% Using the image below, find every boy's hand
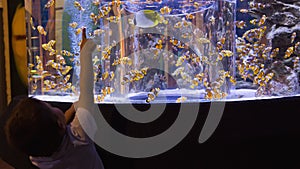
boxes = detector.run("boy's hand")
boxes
[80,27,96,52]
[65,103,76,124]
[80,27,87,51]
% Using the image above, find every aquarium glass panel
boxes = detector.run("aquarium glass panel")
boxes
[26,0,300,103]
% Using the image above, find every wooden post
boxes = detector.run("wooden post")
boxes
[0,1,8,113]
[2,0,11,104]
[55,1,64,52]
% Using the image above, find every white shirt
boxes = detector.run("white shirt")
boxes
[30,108,104,169]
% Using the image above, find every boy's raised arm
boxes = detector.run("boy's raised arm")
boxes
[77,27,96,110]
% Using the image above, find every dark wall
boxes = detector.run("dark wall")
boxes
[0,96,37,169]
[0,2,36,169]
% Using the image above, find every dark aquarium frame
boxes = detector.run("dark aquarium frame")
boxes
[49,96,300,169]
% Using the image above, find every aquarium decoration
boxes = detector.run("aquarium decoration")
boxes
[26,0,300,103]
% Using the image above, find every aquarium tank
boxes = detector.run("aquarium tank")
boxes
[25,0,300,103]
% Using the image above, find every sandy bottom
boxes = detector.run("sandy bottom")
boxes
[30,89,300,104]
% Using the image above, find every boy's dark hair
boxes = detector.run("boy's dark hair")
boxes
[5,97,64,157]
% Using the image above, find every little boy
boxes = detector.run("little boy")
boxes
[5,28,104,169]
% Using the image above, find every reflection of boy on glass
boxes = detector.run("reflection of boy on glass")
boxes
[5,28,104,169]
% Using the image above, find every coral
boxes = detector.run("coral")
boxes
[257,61,298,96]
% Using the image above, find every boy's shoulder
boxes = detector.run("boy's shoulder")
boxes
[70,106,97,144]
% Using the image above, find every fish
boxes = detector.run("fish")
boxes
[220,50,233,57]
[61,50,74,56]
[109,71,115,81]
[61,66,72,75]
[74,1,85,11]
[56,55,66,65]
[30,17,36,30]
[249,1,266,9]
[37,26,47,36]
[102,71,109,80]
[155,39,163,49]
[174,21,183,29]
[129,10,161,28]
[141,67,149,75]
[92,56,100,64]
[270,48,279,58]
[146,88,160,103]
[185,14,195,20]
[63,75,71,84]
[90,13,99,25]
[235,21,246,29]
[291,32,297,43]
[45,0,55,8]
[258,15,267,26]
[229,76,236,85]
[239,9,249,13]
[293,57,299,69]
[284,46,294,59]
[75,28,82,35]
[96,95,105,102]
[106,16,120,23]
[109,0,124,7]
[176,96,187,103]
[93,0,100,6]
[205,89,213,100]
[100,6,111,16]
[160,6,172,15]
[69,22,78,28]
[209,16,216,25]
[93,29,105,36]
[249,19,258,25]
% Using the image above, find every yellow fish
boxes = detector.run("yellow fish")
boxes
[45,0,55,8]
[160,6,172,15]
[131,10,161,28]
[37,25,47,36]
[74,1,85,11]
